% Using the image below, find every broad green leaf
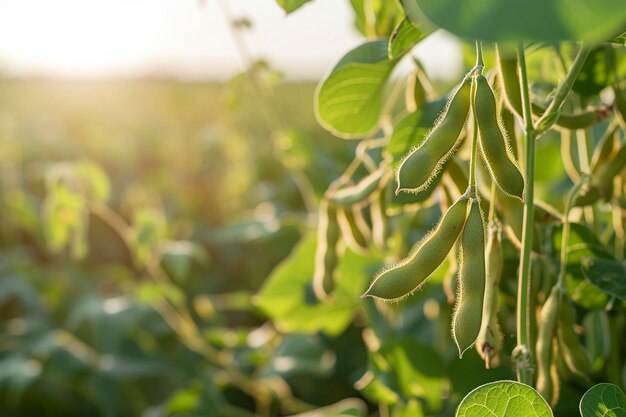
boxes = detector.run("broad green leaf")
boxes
[573,45,617,98]
[407,0,626,43]
[350,0,402,38]
[316,40,399,138]
[551,223,611,309]
[373,338,447,410]
[579,383,626,417]
[456,381,553,417]
[276,0,313,14]
[581,257,626,301]
[388,18,426,60]
[254,234,383,335]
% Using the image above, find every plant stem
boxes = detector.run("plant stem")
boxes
[468,41,483,196]
[515,43,535,386]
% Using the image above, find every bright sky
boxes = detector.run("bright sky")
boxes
[0,0,462,80]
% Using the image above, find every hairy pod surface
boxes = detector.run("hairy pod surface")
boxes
[336,206,370,254]
[396,76,471,194]
[496,46,523,118]
[329,168,385,207]
[312,199,341,300]
[557,299,591,380]
[474,74,525,200]
[476,220,503,368]
[535,286,561,405]
[362,196,469,301]
[452,199,486,358]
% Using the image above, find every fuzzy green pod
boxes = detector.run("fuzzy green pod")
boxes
[496,46,523,118]
[535,286,561,405]
[312,199,341,300]
[452,199,486,358]
[336,206,371,254]
[396,76,471,193]
[556,299,591,380]
[362,196,469,301]
[476,220,503,368]
[474,74,525,200]
[329,168,385,207]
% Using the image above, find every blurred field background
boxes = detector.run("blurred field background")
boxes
[0,1,587,416]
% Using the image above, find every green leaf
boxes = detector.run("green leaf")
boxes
[551,223,611,309]
[373,338,447,410]
[456,381,553,417]
[388,18,426,60]
[276,0,313,14]
[254,234,383,335]
[393,398,425,417]
[581,257,626,301]
[408,0,626,43]
[316,40,400,138]
[573,45,617,98]
[579,383,626,417]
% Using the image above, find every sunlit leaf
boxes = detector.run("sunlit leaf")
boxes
[254,234,383,335]
[456,380,553,417]
[276,0,313,14]
[407,0,626,43]
[579,383,626,417]
[316,40,400,138]
[388,18,427,60]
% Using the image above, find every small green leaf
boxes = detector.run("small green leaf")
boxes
[316,40,400,138]
[388,18,426,60]
[456,381,552,417]
[276,0,312,14]
[254,234,383,335]
[579,383,626,417]
[573,45,617,98]
[581,257,626,301]
[408,0,626,43]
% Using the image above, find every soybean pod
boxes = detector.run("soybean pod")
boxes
[362,195,469,301]
[583,309,611,373]
[396,76,472,194]
[329,168,385,207]
[336,205,371,254]
[452,199,486,358]
[312,198,341,300]
[556,298,591,381]
[476,219,503,368]
[474,74,525,200]
[535,286,561,405]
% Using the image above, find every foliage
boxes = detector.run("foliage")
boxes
[1,0,626,416]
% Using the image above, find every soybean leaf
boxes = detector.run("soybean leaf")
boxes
[254,234,383,335]
[456,380,553,417]
[579,383,626,417]
[372,338,446,411]
[316,40,400,138]
[388,18,426,60]
[407,0,626,43]
[581,257,626,301]
[551,223,611,309]
[275,0,313,14]
[573,45,617,98]
[350,0,401,37]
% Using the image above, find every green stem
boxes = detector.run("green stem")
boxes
[515,43,535,386]
[468,41,483,196]
[535,45,591,134]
